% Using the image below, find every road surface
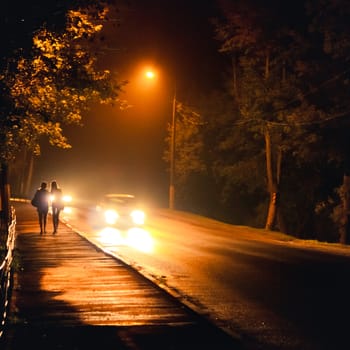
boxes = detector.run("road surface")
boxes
[62,204,350,350]
[3,201,241,350]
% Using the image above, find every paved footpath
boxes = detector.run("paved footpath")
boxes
[0,201,243,349]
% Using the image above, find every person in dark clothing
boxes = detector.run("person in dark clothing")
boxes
[31,182,50,234]
[50,180,64,234]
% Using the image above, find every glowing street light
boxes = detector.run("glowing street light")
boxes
[143,66,158,83]
[145,70,155,79]
[141,66,176,209]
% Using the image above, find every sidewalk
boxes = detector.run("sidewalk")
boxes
[1,201,242,349]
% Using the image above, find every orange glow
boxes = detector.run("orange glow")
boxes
[95,226,155,253]
[126,227,154,253]
[126,63,160,94]
[141,66,158,86]
[114,60,170,123]
[145,70,155,79]
[98,227,125,245]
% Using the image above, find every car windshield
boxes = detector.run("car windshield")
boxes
[105,195,136,206]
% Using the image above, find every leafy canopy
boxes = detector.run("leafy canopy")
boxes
[0,6,125,163]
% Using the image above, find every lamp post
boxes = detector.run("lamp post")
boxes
[169,91,176,210]
[143,67,176,209]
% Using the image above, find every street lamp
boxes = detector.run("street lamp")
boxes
[169,90,176,210]
[143,67,176,209]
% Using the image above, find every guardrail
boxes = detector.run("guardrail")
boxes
[0,207,16,338]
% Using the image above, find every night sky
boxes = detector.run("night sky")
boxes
[31,0,226,206]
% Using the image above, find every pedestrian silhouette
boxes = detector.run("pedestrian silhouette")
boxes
[50,180,64,234]
[31,182,50,234]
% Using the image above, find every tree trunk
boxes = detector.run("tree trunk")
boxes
[232,55,238,98]
[275,146,287,232]
[0,162,11,231]
[24,153,34,198]
[264,127,278,230]
[340,173,350,244]
[265,51,270,79]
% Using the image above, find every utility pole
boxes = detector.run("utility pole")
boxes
[169,92,176,209]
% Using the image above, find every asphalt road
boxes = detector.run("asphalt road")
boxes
[62,204,350,350]
[1,201,242,350]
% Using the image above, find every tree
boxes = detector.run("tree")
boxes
[305,0,350,243]
[163,99,205,210]
[160,0,350,241]
[0,4,125,226]
[211,0,340,234]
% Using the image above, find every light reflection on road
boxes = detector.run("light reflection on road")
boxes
[125,227,155,253]
[98,227,125,246]
[62,206,73,214]
[62,207,155,254]
[97,226,155,253]
[59,206,76,217]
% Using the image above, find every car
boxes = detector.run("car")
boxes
[95,194,146,228]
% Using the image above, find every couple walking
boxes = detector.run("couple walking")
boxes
[31,181,64,234]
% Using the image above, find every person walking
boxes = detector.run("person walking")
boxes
[50,180,64,234]
[31,182,50,234]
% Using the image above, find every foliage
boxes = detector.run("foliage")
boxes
[173,101,205,184]
[165,0,350,241]
[210,0,350,239]
[305,0,350,240]
[0,5,125,164]
[211,1,322,230]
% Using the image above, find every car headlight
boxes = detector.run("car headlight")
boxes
[130,210,145,225]
[105,209,119,225]
[50,194,72,203]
